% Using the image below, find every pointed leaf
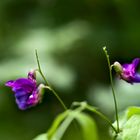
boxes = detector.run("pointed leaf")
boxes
[47,110,69,139]
[75,112,98,140]
[33,133,48,140]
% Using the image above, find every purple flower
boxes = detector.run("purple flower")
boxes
[5,70,43,110]
[113,58,140,84]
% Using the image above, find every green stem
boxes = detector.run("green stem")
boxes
[50,88,67,111]
[86,105,118,134]
[103,47,119,133]
[35,49,67,111]
[71,101,118,134]
[35,49,49,85]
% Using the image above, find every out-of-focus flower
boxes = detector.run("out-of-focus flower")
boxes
[5,70,43,110]
[113,58,140,84]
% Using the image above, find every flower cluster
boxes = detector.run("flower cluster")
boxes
[5,70,44,110]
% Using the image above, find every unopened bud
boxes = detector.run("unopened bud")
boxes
[113,61,123,74]
[37,84,45,102]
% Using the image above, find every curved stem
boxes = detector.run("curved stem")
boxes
[35,50,49,85]
[71,101,118,134]
[86,105,118,134]
[35,50,67,111]
[103,47,119,133]
[49,88,67,110]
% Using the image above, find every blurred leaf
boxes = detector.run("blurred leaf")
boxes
[50,108,98,140]
[47,110,69,139]
[120,115,140,140]
[51,111,75,140]
[75,112,98,140]
[34,102,98,140]
[112,106,140,140]
[126,106,140,119]
[33,133,48,140]
[33,111,69,140]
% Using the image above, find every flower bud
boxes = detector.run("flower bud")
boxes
[113,61,123,74]
[37,84,45,102]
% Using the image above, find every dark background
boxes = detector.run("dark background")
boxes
[1,0,140,139]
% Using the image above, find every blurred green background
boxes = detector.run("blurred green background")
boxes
[1,0,140,139]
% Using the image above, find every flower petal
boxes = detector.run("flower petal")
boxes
[11,78,36,93]
[27,90,39,105]
[131,73,140,83]
[14,90,30,110]
[16,99,28,110]
[5,80,15,87]
[5,71,41,110]
[132,58,140,69]
[115,58,140,83]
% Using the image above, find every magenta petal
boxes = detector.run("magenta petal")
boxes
[130,73,140,83]
[5,80,15,87]
[27,90,39,105]
[116,58,140,84]
[132,58,140,69]
[5,71,42,110]
[13,78,35,87]
[12,78,36,93]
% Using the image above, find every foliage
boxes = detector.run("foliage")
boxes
[34,102,98,140]
[32,47,140,140]
[112,107,140,140]
[0,0,140,139]
[33,104,140,140]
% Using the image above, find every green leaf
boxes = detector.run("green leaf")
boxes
[75,112,98,140]
[51,110,98,140]
[33,133,48,140]
[33,110,69,140]
[126,106,140,119]
[51,110,79,140]
[34,102,99,140]
[121,115,140,140]
[47,110,69,139]
[112,106,140,140]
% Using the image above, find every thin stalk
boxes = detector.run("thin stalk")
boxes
[103,47,119,133]
[35,50,49,85]
[71,101,118,134]
[49,88,67,111]
[35,50,67,111]
[86,105,118,134]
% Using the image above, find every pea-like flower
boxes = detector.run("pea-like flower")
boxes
[113,58,140,84]
[5,70,43,110]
